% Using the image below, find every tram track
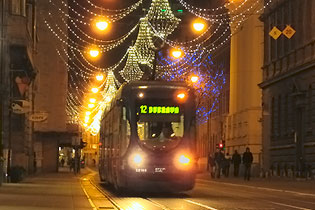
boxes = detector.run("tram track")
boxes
[82,171,219,210]
[87,173,171,210]
[80,169,315,210]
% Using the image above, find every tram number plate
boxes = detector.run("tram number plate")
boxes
[155,167,166,173]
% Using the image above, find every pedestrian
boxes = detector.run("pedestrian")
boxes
[60,158,65,167]
[69,158,74,172]
[207,153,215,178]
[242,147,253,180]
[214,148,224,178]
[223,153,231,177]
[232,150,241,177]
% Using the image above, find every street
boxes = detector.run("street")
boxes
[86,171,315,210]
[1,169,315,210]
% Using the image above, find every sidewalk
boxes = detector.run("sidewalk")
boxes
[197,173,315,196]
[0,169,93,210]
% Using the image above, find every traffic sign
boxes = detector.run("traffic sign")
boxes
[283,25,296,39]
[269,26,282,40]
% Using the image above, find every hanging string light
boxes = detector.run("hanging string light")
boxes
[45,0,274,130]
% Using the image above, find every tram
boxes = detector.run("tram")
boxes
[99,81,197,192]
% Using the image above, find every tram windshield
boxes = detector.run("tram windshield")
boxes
[137,115,184,150]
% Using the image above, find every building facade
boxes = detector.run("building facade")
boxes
[225,0,264,173]
[1,0,70,182]
[260,0,315,177]
[195,0,230,171]
[0,0,37,181]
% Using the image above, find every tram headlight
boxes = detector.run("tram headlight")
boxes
[179,155,190,165]
[133,154,143,164]
[175,153,192,170]
[129,153,145,168]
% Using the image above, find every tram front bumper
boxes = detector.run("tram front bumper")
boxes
[121,167,196,192]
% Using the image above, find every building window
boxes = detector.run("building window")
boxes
[284,95,288,135]
[278,95,281,136]
[307,85,312,129]
[10,0,26,16]
[271,97,275,138]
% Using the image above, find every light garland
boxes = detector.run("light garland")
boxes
[71,0,143,22]
[53,0,274,130]
[119,47,144,82]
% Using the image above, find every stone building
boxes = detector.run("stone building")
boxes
[259,0,315,177]
[0,0,37,179]
[194,0,230,170]
[0,0,71,181]
[225,1,264,171]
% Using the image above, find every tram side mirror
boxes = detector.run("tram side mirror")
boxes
[116,98,123,106]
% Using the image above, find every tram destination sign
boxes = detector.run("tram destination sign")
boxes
[139,105,180,115]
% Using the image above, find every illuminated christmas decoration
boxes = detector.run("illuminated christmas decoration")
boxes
[42,0,274,130]
[146,0,180,38]
[119,47,144,82]
[158,49,226,123]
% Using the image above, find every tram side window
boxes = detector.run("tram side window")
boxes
[120,107,131,155]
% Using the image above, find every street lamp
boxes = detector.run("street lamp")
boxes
[89,98,96,103]
[192,19,207,33]
[190,75,199,83]
[88,104,95,109]
[170,48,184,59]
[91,87,99,93]
[89,49,100,58]
[95,20,109,31]
[96,74,104,81]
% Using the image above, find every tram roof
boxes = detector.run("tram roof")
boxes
[120,80,189,90]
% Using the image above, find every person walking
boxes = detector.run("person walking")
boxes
[223,153,231,177]
[214,149,224,178]
[60,158,65,167]
[207,153,215,178]
[242,147,253,180]
[232,150,241,177]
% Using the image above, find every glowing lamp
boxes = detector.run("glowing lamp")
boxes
[177,93,186,99]
[91,88,99,93]
[88,104,95,108]
[171,48,183,59]
[192,19,207,33]
[85,111,91,116]
[89,49,100,58]
[178,155,191,165]
[95,20,109,31]
[175,153,193,170]
[190,75,199,83]
[193,22,205,32]
[133,154,143,165]
[89,98,96,103]
[129,153,145,168]
[96,74,104,81]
